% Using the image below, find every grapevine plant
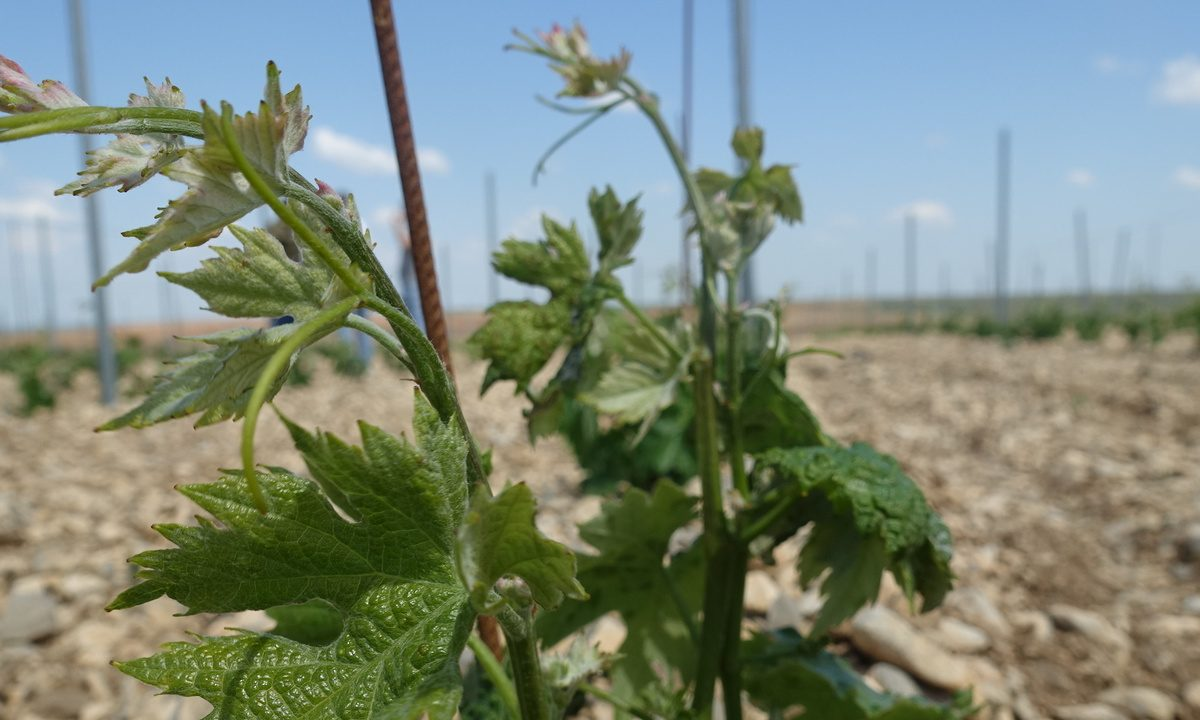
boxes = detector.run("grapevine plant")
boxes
[1,23,963,720]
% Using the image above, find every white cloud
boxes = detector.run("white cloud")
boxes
[417,147,451,175]
[887,200,953,227]
[0,181,65,222]
[1067,169,1095,187]
[1155,55,1200,105]
[311,126,450,176]
[507,206,559,239]
[1174,165,1200,189]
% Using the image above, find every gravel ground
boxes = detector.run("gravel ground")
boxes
[1,330,1198,719]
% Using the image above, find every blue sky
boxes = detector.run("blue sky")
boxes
[2,1,1199,330]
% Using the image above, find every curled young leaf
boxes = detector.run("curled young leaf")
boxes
[456,483,587,614]
[746,443,954,636]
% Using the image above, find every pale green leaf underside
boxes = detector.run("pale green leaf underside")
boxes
[109,394,472,720]
[98,321,341,431]
[95,64,309,288]
[57,77,188,197]
[456,483,586,613]
[162,225,342,321]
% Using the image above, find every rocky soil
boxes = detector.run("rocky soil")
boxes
[1,330,1198,719]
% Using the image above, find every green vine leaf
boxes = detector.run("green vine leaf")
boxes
[57,77,188,197]
[581,317,691,441]
[537,481,702,700]
[747,444,954,636]
[98,320,342,431]
[108,393,473,720]
[743,630,971,719]
[95,64,309,288]
[456,483,587,613]
[470,188,646,399]
[162,224,349,321]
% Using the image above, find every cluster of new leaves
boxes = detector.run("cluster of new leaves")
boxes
[96,63,309,287]
[693,127,803,275]
[1,58,365,431]
[509,22,631,99]
[746,443,955,636]
[742,630,972,719]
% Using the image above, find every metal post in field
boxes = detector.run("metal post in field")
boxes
[732,0,756,304]
[37,219,57,348]
[7,221,29,333]
[1112,228,1131,295]
[1074,209,1091,301]
[69,0,117,404]
[905,214,917,324]
[994,128,1011,325]
[865,246,877,326]
[679,0,694,307]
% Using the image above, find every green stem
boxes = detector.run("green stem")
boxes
[467,633,519,720]
[738,492,793,544]
[362,295,488,492]
[217,104,367,298]
[691,355,727,714]
[0,105,203,140]
[617,293,682,363]
[284,183,409,317]
[623,77,719,357]
[532,100,624,183]
[578,682,655,720]
[343,313,414,374]
[496,606,548,720]
[720,545,748,720]
[286,184,489,491]
[240,296,359,513]
[725,276,749,499]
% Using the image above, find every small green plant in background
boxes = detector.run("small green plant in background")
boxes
[1,24,963,720]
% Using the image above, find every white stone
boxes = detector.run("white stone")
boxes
[743,570,781,615]
[1182,681,1200,711]
[867,662,922,697]
[949,587,1012,640]
[848,606,970,690]
[1096,687,1177,720]
[1052,703,1130,720]
[1048,605,1131,654]
[934,617,991,654]
[0,588,58,644]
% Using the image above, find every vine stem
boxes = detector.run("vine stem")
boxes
[467,634,520,720]
[617,293,682,363]
[496,606,549,720]
[240,297,360,513]
[216,103,367,299]
[691,356,727,713]
[726,276,749,499]
[343,313,413,373]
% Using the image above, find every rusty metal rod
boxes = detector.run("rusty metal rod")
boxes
[369,0,453,374]
[368,0,502,661]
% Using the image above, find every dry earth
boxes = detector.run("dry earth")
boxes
[1,330,1198,719]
